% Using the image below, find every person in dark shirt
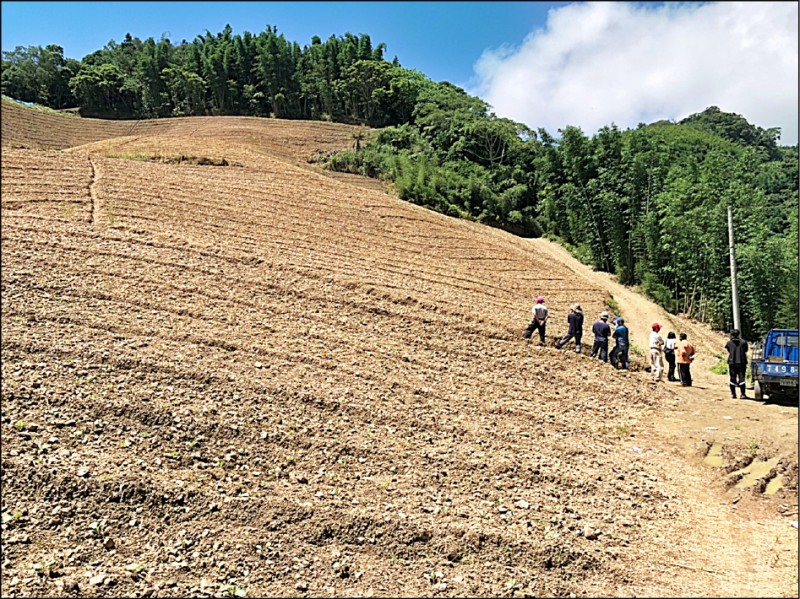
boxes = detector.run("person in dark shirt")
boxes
[591,311,611,362]
[610,317,630,370]
[725,329,749,399]
[556,304,584,353]
[664,331,678,381]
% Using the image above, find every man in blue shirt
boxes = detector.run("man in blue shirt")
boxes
[591,311,611,362]
[610,317,630,370]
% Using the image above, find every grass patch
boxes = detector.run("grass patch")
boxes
[545,234,594,267]
[2,95,78,117]
[709,354,752,382]
[604,295,620,313]
[710,355,728,375]
[105,151,152,162]
[104,151,241,167]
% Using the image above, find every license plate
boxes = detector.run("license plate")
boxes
[779,379,798,387]
[764,364,798,375]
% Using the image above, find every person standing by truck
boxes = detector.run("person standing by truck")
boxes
[522,296,549,345]
[649,323,665,382]
[555,304,584,353]
[591,311,611,362]
[676,332,696,386]
[725,329,749,398]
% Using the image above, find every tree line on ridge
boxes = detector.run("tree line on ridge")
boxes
[2,25,796,339]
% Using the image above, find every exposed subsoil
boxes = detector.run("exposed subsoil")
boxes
[1,104,797,598]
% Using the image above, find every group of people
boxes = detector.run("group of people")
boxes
[521,298,630,370]
[647,323,696,385]
[522,297,754,399]
[521,298,697,379]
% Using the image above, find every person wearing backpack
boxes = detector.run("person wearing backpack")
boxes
[522,296,549,346]
[664,331,678,381]
[725,329,749,399]
[555,304,584,353]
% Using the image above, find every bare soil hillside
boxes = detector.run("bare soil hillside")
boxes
[1,97,362,162]
[2,103,797,598]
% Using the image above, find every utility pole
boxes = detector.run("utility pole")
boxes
[727,206,741,331]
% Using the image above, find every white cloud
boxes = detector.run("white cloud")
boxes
[468,2,798,145]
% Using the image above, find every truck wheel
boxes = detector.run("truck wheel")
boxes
[754,381,763,400]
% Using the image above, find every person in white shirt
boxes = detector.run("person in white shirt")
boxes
[522,296,549,345]
[649,323,665,382]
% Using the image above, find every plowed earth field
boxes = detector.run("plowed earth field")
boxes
[2,100,797,598]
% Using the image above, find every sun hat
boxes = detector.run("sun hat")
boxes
[599,311,609,319]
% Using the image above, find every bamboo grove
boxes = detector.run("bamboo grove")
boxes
[2,25,797,339]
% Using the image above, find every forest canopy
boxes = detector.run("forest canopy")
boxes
[2,25,797,338]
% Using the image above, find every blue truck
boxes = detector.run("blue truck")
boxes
[750,329,799,401]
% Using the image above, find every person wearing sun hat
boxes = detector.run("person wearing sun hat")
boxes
[522,296,549,345]
[649,323,665,382]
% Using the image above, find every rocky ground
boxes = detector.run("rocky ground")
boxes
[1,104,797,598]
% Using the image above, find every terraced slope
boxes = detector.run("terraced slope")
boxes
[1,103,797,598]
[1,97,361,163]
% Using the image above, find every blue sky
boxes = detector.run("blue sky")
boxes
[2,2,797,144]
[1,1,565,87]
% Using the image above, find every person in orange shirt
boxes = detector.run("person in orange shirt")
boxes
[676,332,696,387]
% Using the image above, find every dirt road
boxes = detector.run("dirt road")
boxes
[531,238,799,597]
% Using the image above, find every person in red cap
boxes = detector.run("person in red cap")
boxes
[649,323,665,382]
[522,296,549,345]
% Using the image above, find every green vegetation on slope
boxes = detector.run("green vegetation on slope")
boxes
[323,106,798,340]
[2,27,797,339]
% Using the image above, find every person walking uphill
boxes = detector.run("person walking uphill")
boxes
[725,329,749,398]
[676,332,696,387]
[522,296,549,345]
[649,323,665,382]
[591,311,611,362]
[556,304,584,353]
